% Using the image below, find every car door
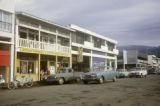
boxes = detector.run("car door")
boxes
[67,68,74,81]
[104,71,111,80]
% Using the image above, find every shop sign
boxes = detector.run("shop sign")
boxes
[19,48,70,57]
[20,48,39,54]
[77,47,83,62]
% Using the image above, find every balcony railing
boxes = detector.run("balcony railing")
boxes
[57,44,70,53]
[40,42,56,52]
[18,38,70,54]
[113,49,119,55]
[19,38,39,49]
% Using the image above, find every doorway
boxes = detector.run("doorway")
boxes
[40,61,47,73]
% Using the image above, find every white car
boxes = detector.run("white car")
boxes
[129,68,147,78]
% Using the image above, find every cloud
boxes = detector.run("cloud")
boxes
[15,0,160,46]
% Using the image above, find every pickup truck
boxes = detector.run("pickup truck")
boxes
[43,67,83,85]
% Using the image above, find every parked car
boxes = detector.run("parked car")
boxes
[43,67,83,85]
[147,68,157,74]
[129,68,147,78]
[157,70,160,75]
[80,70,117,84]
[117,69,129,78]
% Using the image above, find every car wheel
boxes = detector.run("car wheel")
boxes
[99,77,104,84]
[140,74,143,78]
[26,79,33,87]
[58,78,64,85]
[113,77,117,82]
[83,81,88,84]
[8,82,16,90]
[76,78,81,83]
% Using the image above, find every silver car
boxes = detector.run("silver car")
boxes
[117,69,129,78]
[81,70,117,84]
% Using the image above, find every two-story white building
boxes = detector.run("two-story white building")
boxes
[70,25,119,72]
[0,0,15,82]
[15,12,73,81]
[14,12,119,81]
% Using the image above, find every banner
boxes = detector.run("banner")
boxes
[77,47,83,62]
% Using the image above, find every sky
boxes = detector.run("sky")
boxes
[15,0,160,46]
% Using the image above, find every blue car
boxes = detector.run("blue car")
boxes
[80,70,118,84]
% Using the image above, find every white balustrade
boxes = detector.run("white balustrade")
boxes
[57,45,70,54]
[19,38,70,54]
[40,42,56,52]
[19,38,39,49]
[113,49,119,55]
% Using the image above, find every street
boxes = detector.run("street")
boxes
[0,75,160,106]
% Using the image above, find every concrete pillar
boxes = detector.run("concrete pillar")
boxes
[109,60,112,70]
[69,33,72,68]
[10,44,14,81]
[105,59,107,70]
[70,55,72,68]
[55,56,58,73]
[14,20,19,80]
[114,58,117,70]
[90,50,93,71]
[38,54,41,81]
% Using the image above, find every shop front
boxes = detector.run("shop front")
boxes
[16,52,39,81]
[0,48,10,82]
[15,51,71,81]
[72,55,90,72]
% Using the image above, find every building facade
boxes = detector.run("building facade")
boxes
[70,25,119,72]
[0,0,15,82]
[15,12,73,81]
[148,55,160,69]
[118,50,148,69]
[14,13,119,81]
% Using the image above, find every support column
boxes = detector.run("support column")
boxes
[114,58,117,70]
[14,19,20,80]
[38,25,41,81]
[38,54,41,81]
[55,29,58,73]
[55,55,58,73]
[109,60,112,70]
[105,59,107,71]
[70,55,72,68]
[69,33,72,68]
[10,44,14,82]
[90,50,93,71]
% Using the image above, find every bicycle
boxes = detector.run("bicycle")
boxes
[8,75,33,89]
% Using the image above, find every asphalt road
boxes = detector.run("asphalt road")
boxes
[0,75,160,106]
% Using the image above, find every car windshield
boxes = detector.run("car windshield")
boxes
[117,69,125,72]
[130,68,141,71]
[59,69,66,73]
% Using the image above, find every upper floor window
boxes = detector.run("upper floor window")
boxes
[0,10,12,33]
[107,42,115,51]
[93,37,102,48]
[41,32,56,44]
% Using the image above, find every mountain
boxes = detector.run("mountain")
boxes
[118,45,160,58]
